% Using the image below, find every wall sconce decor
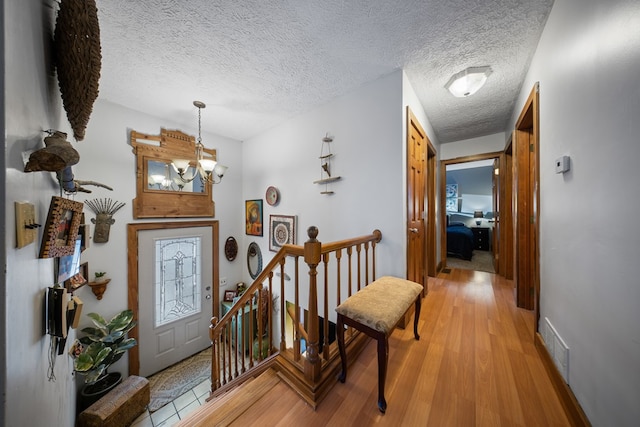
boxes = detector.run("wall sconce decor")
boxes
[445,66,492,97]
[84,198,125,243]
[171,101,228,185]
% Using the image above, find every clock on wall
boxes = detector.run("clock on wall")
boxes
[265,186,280,206]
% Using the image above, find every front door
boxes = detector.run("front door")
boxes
[138,226,214,377]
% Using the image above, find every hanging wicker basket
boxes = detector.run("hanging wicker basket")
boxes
[54,0,102,141]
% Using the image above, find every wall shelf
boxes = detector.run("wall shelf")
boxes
[313,176,341,185]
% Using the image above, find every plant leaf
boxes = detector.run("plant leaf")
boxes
[85,365,106,384]
[108,310,134,332]
[74,353,94,372]
[87,312,107,329]
[80,327,106,341]
[93,347,112,367]
[115,338,137,353]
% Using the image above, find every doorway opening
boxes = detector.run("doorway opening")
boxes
[440,151,509,276]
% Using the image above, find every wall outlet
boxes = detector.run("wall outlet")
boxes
[220,277,227,288]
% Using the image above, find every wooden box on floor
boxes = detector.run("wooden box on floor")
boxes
[77,375,150,427]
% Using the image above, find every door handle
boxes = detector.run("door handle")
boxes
[409,228,419,233]
[205,294,211,300]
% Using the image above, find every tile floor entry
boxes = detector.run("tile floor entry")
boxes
[131,377,211,427]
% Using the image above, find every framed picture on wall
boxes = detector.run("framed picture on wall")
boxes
[269,214,296,252]
[39,196,84,258]
[245,199,263,236]
[224,290,237,302]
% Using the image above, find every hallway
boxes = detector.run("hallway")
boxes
[151,268,571,426]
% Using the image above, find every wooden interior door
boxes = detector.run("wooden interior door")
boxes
[406,108,426,294]
[492,158,500,272]
[502,138,514,280]
[514,84,540,326]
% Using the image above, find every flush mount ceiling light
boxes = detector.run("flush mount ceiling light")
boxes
[171,101,228,184]
[445,66,493,97]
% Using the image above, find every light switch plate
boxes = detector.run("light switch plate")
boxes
[15,201,38,248]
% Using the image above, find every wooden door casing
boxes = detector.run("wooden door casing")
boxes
[127,220,219,376]
[513,83,540,327]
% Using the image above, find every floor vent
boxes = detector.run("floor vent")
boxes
[543,317,570,383]
[442,268,452,274]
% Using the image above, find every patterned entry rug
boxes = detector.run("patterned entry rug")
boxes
[447,250,495,273]
[147,347,212,412]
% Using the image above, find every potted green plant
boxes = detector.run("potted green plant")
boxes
[93,271,108,284]
[69,309,137,410]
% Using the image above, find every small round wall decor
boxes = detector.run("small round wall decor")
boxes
[265,186,280,206]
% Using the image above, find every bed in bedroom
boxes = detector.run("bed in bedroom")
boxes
[447,221,474,260]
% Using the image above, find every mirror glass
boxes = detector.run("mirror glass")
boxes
[247,242,262,279]
[147,160,205,193]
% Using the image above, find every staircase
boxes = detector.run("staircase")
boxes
[175,369,281,426]
[205,226,382,411]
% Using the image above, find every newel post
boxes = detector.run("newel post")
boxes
[304,226,322,382]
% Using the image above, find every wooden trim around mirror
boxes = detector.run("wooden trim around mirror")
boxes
[131,128,216,218]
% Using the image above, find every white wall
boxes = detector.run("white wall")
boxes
[507,0,640,425]
[242,71,406,281]
[440,132,506,160]
[4,1,76,425]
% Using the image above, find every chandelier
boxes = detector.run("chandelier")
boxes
[171,101,228,184]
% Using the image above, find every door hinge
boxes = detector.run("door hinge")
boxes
[530,215,535,224]
[529,143,534,152]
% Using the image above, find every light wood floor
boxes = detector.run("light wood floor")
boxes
[228,268,571,426]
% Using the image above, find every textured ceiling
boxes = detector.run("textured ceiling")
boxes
[95,0,554,143]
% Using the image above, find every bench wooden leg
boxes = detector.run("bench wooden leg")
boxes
[337,314,347,383]
[376,332,388,413]
[414,295,421,341]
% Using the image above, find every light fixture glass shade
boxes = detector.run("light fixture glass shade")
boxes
[198,158,217,173]
[445,66,492,97]
[171,159,191,173]
[150,174,165,185]
[214,164,228,177]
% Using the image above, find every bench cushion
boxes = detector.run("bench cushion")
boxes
[335,276,423,334]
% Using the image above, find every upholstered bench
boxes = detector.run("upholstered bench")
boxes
[336,276,423,413]
[77,375,150,427]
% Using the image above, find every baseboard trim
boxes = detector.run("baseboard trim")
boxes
[534,332,591,427]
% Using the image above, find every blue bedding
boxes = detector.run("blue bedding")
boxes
[447,222,474,260]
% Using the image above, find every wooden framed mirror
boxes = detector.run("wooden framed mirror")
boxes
[131,128,216,218]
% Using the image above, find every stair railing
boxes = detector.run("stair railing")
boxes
[208,226,382,401]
